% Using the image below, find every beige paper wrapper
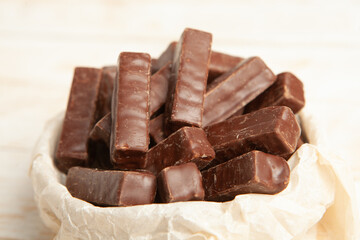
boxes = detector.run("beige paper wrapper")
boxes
[30,110,359,240]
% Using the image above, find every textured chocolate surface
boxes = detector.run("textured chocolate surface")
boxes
[203,57,277,127]
[208,51,244,83]
[151,41,177,73]
[56,67,102,172]
[98,66,116,118]
[89,112,111,147]
[146,127,215,175]
[164,28,212,134]
[245,72,305,114]
[66,167,156,206]
[149,113,166,144]
[204,106,301,165]
[202,151,290,201]
[110,52,151,169]
[149,62,171,116]
[157,162,204,203]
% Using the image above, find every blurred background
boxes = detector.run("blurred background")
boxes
[1,0,360,239]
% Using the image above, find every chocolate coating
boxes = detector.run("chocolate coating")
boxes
[204,106,301,165]
[149,113,166,144]
[244,72,305,114]
[66,167,156,206]
[89,112,111,147]
[98,66,116,118]
[110,52,151,169]
[202,151,290,201]
[152,42,177,73]
[164,28,212,134]
[203,57,277,127]
[56,67,102,172]
[146,127,215,175]
[207,51,244,83]
[157,162,205,203]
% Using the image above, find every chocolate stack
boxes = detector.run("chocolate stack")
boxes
[56,28,306,207]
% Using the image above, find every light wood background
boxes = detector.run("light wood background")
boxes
[1,0,360,239]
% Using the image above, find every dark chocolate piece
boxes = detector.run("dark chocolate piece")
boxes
[204,106,301,165]
[110,52,151,169]
[98,66,116,118]
[208,51,244,83]
[203,57,277,127]
[149,62,171,117]
[89,112,111,147]
[157,162,205,203]
[56,67,102,172]
[146,127,215,175]
[151,42,177,73]
[244,72,305,114]
[283,137,304,160]
[202,151,290,202]
[149,113,166,144]
[66,167,156,206]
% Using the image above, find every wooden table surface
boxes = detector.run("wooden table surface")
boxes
[1,0,360,239]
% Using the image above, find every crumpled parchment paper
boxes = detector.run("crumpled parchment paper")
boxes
[30,110,360,240]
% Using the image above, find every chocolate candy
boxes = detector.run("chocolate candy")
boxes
[164,28,212,134]
[202,151,290,202]
[149,62,171,116]
[208,51,244,83]
[66,167,156,206]
[151,41,177,73]
[157,163,205,203]
[244,72,305,114]
[149,113,166,144]
[56,67,102,172]
[204,106,301,165]
[146,127,215,175]
[203,57,277,127]
[98,66,116,118]
[89,112,111,147]
[110,52,151,169]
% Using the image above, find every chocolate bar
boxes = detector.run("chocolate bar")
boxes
[146,127,215,175]
[66,167,156,206]
[203,57,277,127]
[110,52,151,169]
[207,51,244,83]
[202,151,290,201]
[244,72,305,114]
[151,41,177,73]
[89,112,111,147]
[98,66,116,118]
[149,113,166,144]
[164,28,212,134]
[204,106,301,165]
[157,163,205,203]
[149,62,171,116]
[56,67,102,172]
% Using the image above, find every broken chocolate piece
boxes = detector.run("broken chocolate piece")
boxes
[244,72,305,114]
[164,28,212,134]
[203,57,277,127]
[149,62,171,116]
[204,106,301,165]
[149,113,166,144]
[157,162,205,203]
[98,66,116,118]
[208,51,244,83]
[66,167,156,206]
[146,127,215,175]
[110,52,151,169]
[202,151,290,202]
[56,67,102,172]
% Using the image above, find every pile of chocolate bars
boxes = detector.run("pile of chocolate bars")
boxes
[56,28,306,207]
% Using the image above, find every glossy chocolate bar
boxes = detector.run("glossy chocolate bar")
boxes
[56,67,102,172]
[149,62,171,116]
[66,167,156,206]
[204,106,301,165]
[157,163,205,203]
[203,57,276,127]
[164,28,212,134]
[89,112,111,147]
[244,72,305,114]
[202,151,290,201]
[146,127,215,175]
[207,51,244,83]
[151,41,177,73]
[110,52,151,169]
[98,66,116,118]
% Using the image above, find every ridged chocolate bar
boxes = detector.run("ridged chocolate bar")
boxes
[204,106,301,165]
[202,151,290,202]
[146,127,215,175]
[203,57,276,127]
[245,72,305,114]
[164,28,212,134]
[149,62,171,116]
[157,163,205,203]
[56,67,102,172]
[110,52,151,169]
[207,51,244,83]
[66,167,156,206]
